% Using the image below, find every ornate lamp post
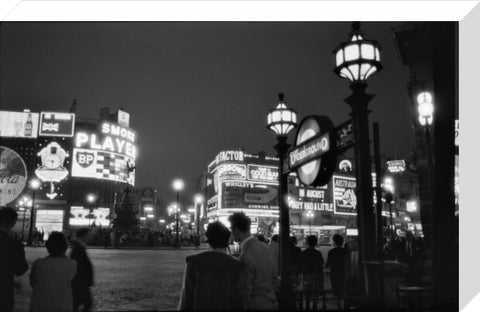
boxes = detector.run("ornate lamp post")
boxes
[417,91,435,195]
[27,178,41,246]
[333,22,382,307]
[172,179,184,248]
[266,92,297,310]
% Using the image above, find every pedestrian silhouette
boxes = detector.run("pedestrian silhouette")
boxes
[30,231,77,312]
[326,234,348,308]
[70,228,94,312]
[178,221,242,310]
[0,207,29,312]
[229,212,277,310]
[300,235,325,310]
[289,236,302,286]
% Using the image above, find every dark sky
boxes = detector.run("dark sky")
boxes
[0,22,412,202]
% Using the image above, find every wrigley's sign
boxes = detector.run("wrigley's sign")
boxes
[289,132,330,169]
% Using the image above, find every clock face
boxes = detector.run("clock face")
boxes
[45,154,61,169]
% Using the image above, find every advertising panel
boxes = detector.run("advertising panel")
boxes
[289,182,334,213]
[117,109,130,128]
[333,175,357,215]
[247,165,278,183]
[72,121,136,185]
[221,181,278,210]
[39,112,75,137]
[71,148,135,185]
[218,164,247,180]
[0,111,39,138]
[0,146,28,206]
[35,210,64,237]
[69,206,111,226]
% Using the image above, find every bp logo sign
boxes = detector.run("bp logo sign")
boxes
[288,115,337,186]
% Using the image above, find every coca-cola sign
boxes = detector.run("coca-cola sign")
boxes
[0,146,28,206]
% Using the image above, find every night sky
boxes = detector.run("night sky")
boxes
[0,22,412,202]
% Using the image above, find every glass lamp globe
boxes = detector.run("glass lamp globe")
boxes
[172,179,185,191]
[417,91,434,126]
[266,93,298,137]
[333,22,382,84]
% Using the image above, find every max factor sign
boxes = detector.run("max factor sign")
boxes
[289,133,330,169]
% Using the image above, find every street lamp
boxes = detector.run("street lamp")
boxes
[27,178,41,246]
[194,194,204,248]
[172,179,184,248]
[417,91,435,214]
[333,22,382,308]
[18,196,32,241]
[266,92,298,310]
[86,193,98,227]
[305,210,314,236]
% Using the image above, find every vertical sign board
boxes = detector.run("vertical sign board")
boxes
[333,175,357,215]
[0,111,39,138]
[39,112,75,137]
[0,146,28,206]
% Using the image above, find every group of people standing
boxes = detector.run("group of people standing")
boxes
[0,207,94,312]
[178,212,350,311]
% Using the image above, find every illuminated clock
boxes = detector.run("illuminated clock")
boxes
[45,154,62,169]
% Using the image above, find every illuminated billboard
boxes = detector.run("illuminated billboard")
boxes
[69,206,111,226]
[289,180,334,213]
[36,210,64,236]
[247,165,278,183]
[218,164,246,180]
[39,112,75,137]
[221,181,278,210]
[72,121,136,185]
[333,175,357,215]
[0,111,39,138]
[72,148,135,185]
[0,146,28,206]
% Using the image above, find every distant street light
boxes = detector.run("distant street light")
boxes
[27,178,41,246]
[85,193,98,227]
[194,194,204,248]
[305,210,314,235]
[18,196,32,241]
[417,91,435,231]
[266,92,297,310]
[172,179,184,248]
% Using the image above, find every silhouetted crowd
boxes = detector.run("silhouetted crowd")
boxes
[1,207,93,312]
[1,206,426,311]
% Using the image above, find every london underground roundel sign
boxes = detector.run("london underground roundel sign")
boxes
[289,115,337,186]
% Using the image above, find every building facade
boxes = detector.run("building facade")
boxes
[0,107,138,239]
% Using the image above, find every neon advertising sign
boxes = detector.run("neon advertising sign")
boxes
[75,122,137,159]
[72,122,136,185]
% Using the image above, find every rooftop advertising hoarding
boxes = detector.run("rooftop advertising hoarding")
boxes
[0,111,39,138]
[39,112,75,137]
[72,121,136,185]
[0,146,28,206]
